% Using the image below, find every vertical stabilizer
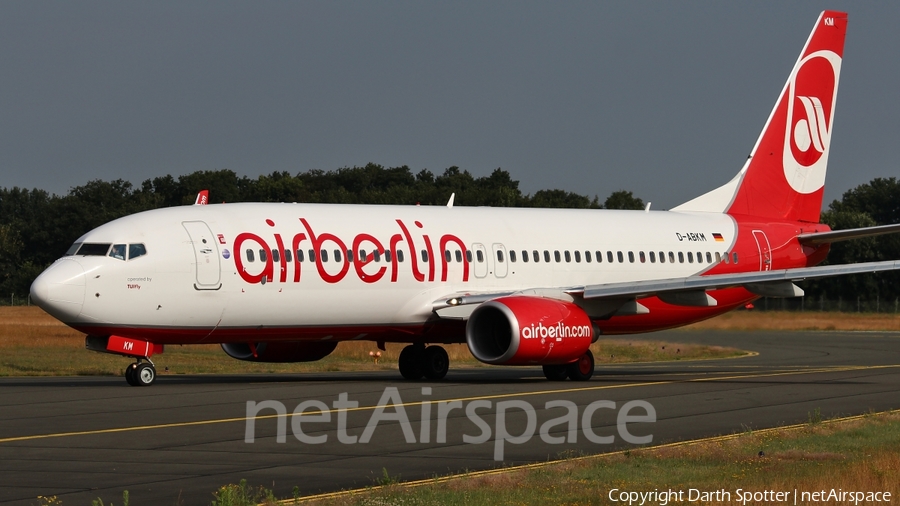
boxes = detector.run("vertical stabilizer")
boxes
[674,11,847,223]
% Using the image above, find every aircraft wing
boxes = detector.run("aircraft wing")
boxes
[432,259,900,318]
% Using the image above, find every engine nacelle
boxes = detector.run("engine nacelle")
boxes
[221,341,337,363]
[466,296,594,365]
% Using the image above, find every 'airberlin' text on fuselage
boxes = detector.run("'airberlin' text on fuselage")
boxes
[233,218,469,285]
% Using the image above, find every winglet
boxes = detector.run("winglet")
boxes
[446,193,455,209]
[194,190,209,206]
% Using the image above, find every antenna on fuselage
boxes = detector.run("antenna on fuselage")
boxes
[446,193,455,209]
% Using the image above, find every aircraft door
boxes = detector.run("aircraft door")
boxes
[183,221,222,289]
[492,243,508,278]
[752,230,772,271]
[472,243,488,278]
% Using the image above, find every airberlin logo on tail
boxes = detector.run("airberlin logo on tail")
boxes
[782,49,841,194]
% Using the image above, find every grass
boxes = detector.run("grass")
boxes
[685,309,900,332]
[281,410,900,506]
[0,307,747,377]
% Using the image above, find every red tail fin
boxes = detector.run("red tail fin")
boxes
[675,11,847,223]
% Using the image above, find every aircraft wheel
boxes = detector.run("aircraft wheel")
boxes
[134,362,156,386]
[422,346,449,380]
[542,364,569,381]
[567,349,594,381]
[124,364,138,386]
[398,345,424,380]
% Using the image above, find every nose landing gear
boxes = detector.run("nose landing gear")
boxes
[124,359,157,386]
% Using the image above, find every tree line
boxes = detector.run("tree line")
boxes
[0,164,897,307]
[0,164,643,297]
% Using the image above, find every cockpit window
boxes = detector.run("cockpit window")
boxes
[109,244,126,260]
[76,243,112,256]
[128,244,147,260]
[66,243,82,256]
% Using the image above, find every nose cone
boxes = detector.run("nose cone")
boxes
[30,259,86,322]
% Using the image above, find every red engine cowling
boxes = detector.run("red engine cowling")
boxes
[221,341,337,363]
[466,296,594,365]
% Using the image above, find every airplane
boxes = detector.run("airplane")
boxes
[29,11,900,386]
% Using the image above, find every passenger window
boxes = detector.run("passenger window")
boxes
[639,251,646,263]
[465,250,472,262]
[554,251,561,262]
[706,252,712,263]
[334,249,342,262]
[724,252,730,264]
[128,244,147,260]
[608,251,614,263]
[687,252,693,263]
[522,250,529,263]
[533,250,540,263]
[260,249,268,262]
[715,252,722,262]
[421,250,429,262]
[308,249,316,262]
[455,250,462,262]
[509,250,516,262]
[320,249,328,262]
[564,251,571,263]
[109,244,126,261]
[669,252,675,263]
[592,251,599,263]
[271,249,281,262]
[397,250,405,263]
[649,251,656,263]
[617,251,624,263]
[476,250,484,263]
[544,251,551,263]
[497,250,504,262]
[732,252,739,264]
[659,251,666,264]
[697,251,702,263]
[385,250,392,262]
[445,250,452,262]
[296,249,304,262]
[372,250,380,262]
[574,251,581,263]
[246,249,255,262]
[678,252,684,263]
[347,249,354,262]
[584,251,591,263]
[628,251,635,263]
[284,250,292,263]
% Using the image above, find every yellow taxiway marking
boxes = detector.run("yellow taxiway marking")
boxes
[1,364,898,444]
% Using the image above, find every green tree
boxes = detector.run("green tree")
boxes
[603,190,644,210]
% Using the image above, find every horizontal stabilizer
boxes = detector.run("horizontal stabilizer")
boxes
[798,223,900,245]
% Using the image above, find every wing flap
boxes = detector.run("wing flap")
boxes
[798,223,900,245]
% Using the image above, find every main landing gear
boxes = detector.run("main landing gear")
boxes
[124,359,157,387]
[542,349,594,382]
[398,343,449,380]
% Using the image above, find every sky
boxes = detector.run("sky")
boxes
[1,2,897,210]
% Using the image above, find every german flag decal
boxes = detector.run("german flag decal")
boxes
[712,233,725,242]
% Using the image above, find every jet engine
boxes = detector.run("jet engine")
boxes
[221,341,337,363]
[466,296,594,365]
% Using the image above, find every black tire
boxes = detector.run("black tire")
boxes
[542,364,569,381]
[398,345,424,380]
[134,363,156,386]
[124,364,138,386]
[422,346,449,380]
[567,349,594,381]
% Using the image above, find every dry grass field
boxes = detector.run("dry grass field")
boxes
[0,306,755,377]
[685,309,900,331]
